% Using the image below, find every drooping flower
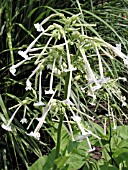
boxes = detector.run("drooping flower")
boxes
[27,131,40,140]
[62,99,74,106]
[20,118,27,124]
[1,105,22,131]
[34,71,45,106]
[34,23,44,32]
[18,50,30,60]
[9,60,26,76]
[10,65,16,76]
[25,79,32,91]
[20,105,28,124]
[45,59,56,95]
[33,101,45,107]
[116,43,121,52]
[1,124,12,131]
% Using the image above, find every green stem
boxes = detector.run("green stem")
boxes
[52,112,64,170]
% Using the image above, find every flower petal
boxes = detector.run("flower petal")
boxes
[34,23,44,32]
[10,66,16,76]
[1,124,12,131]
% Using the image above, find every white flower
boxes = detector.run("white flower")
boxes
[47,64,53,70]
[92,83,101,91]
[88,147,95,152]
[86,137,95,152]
[33,101,45,107]
[18,50,29,60]
[72,115,81,122]
[77,132,91,141]
[34,23,44,32]
[20,118,27,124]
[36,117,46,123]
[45,59,56,95]
[122,101,127,107]
[64,67,77,72]
[123,58,128,66]
[1,124,12,131]
[27,131,40,140]
[99,77,110,84]
[10,65,16,76]
[25,79,32,91]
[62,99,74,106]
[119,77,127,82]
[116,43,121,51]
[9,60,27,76]
[121,96,127,107]
[45,89,54,95]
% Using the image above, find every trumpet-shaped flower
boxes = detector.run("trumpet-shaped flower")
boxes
[9,60,26,76]
[20,118,27,124]
[45,89,54,95]
[25,79,32,91]
[34,71,45,106]
[18,50,30,60]
[45,59,56,95]
[123,58,128,66]
[62,99,74,106]
[33,101,45,107]
[34,23,44,32]
[27,131,40,140]
[10,65,16,76]
[1,105,21,131]
[1,124,12,131]
[116,43,121,51]
[77,132,91,141]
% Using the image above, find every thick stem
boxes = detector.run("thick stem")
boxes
[52,112,64,170]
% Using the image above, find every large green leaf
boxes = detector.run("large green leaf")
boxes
[28,156,47,170]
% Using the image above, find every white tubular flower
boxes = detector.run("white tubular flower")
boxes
[1,124,12,131]
[45,59,56,95]
[62,99,74,106]
[34,23,44,32]
[63,70,73,105]
[95,45,104,79]
[10,65,16,76]
[20,105,27,124]
[72,115,81,122]
[99,77,110,84]
[116,43,121,51]
[20,118,27,124]
[92,83,101,92]
[64,66,77,72]
[34,71,45,106]
[77,132,91,141]
[25,79,32,91]
[118,77,127,82]
[36,117,46,123]
[121,96,127,107]
[34,101,45,107]
[27,131,40,140]
[18,50,30,60]
[1,105,22,131]
[123,58,128,66]
[9,60,26,76]
[86,137,95,152]
[45,89,54,95]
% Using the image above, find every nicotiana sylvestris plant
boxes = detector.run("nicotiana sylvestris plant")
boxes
[2,12,128,152]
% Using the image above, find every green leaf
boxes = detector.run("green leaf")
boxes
[54,155,69,169]
[28,156,47,170]
[116,125,128,140]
